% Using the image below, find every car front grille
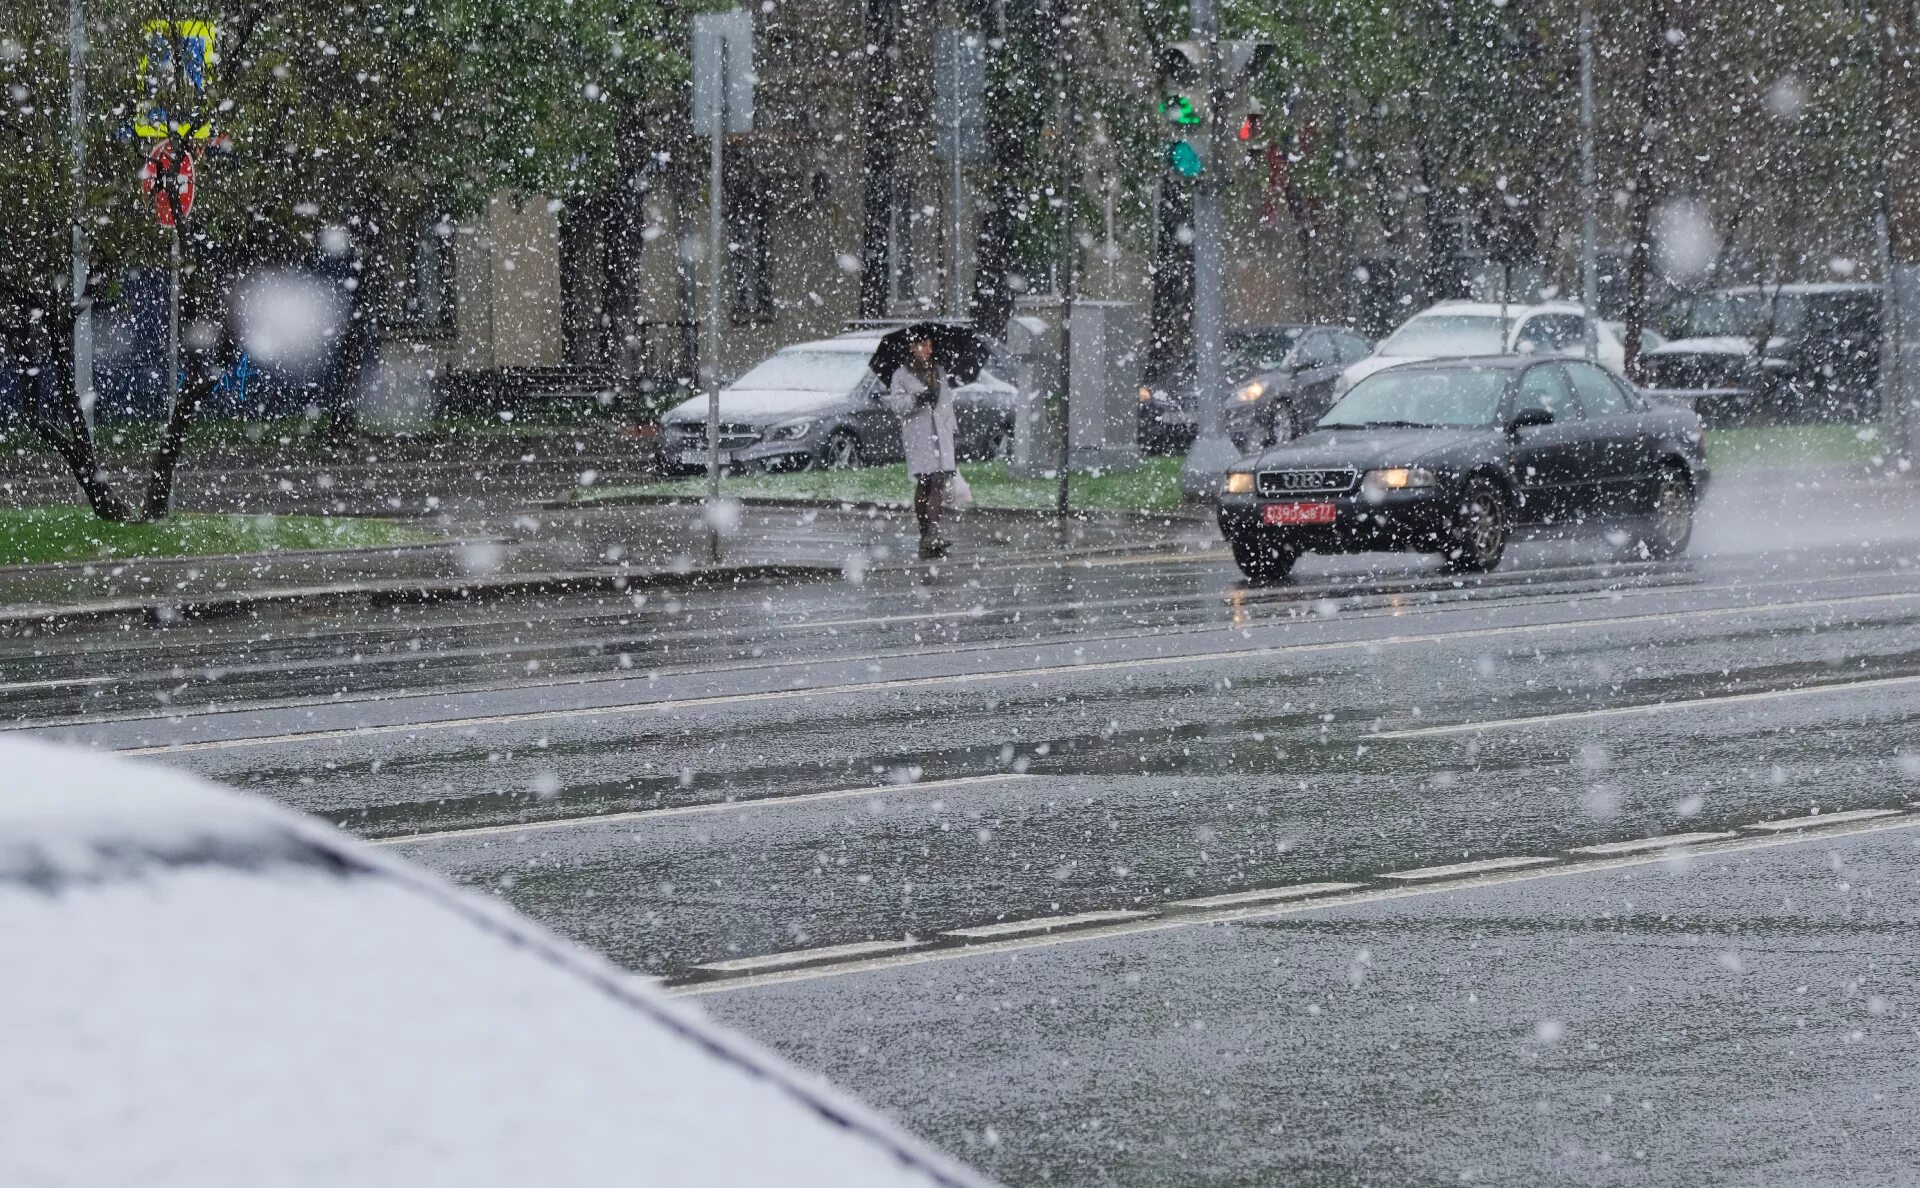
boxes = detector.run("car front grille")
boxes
[667,422,763,450]
[1257,468,1359,496]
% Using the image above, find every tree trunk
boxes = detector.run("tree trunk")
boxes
[858,0,900,319]
[967,0,1016,336]
[1148,178,1195,375]
[1620,0,1669,385]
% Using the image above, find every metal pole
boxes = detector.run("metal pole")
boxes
[950,39,965,318]
[1054,4,1078,516]
[1579,0,1600,363]
[69,0,94,430]
[705,40,726,559]
[168,225,181,422]
[1178,0,1230,495]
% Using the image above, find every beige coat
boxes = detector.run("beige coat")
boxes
[886,368,957,477]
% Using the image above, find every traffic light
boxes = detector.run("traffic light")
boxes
[1156,39,1275,180]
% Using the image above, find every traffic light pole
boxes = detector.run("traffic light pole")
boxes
[1178,0,1231,496]
[705,38,727,562]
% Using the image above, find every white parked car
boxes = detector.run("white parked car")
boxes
[658,331,1017,475]
[1336,300,1628,395]
[1,736,995,1188]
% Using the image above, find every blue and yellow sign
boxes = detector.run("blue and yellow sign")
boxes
[134,19,218,139]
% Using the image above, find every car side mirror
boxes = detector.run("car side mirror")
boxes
[1508,407,1555,436]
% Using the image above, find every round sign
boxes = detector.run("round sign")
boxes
[140,141,196,228]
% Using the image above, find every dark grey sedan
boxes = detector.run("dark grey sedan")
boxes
[1222,325,1373,452]
[1215,355,1710,581]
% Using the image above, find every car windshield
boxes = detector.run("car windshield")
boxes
[1377,315,1507,357]
[731,350,873,392]
[1319,367,1508,428]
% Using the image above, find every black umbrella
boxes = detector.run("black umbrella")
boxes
[868,322,993,387]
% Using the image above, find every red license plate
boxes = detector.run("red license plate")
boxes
[1262,501,1338,526]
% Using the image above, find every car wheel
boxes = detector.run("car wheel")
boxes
[1231,534,1299,583]
[1443,475,1512,573]
[1638,463,1694,559]
[821,430,863,471]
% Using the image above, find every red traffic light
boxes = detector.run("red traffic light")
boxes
[1237,115,1262,143]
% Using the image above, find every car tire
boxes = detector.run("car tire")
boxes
[1231,534,1299,583]
[821,430,863,471]
[1637,463,1695,559]
[1443,475,1512,574]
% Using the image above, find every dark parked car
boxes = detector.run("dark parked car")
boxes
[1661,283,1881,422]
[658,331,1015,474]
[1223,325,1373,451]
[1138,325,1362,455]
[1216,356,1709,581]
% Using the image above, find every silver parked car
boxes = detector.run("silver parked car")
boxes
[658,331,1016,474]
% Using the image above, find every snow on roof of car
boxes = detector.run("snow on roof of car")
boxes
[1649,335,1788,356]
[1,736,994,1188]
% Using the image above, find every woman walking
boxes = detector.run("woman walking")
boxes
[887,333,958,560]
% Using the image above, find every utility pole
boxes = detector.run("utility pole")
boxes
[69,0,94,431]
[1054,2,1079,516]
[1177,0,1230,496]
[1880,5,1916,463]
[1578,0,1600,363]
[949,35,965,319]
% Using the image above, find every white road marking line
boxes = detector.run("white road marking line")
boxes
[1740,807,1907,833]
[1379,671,1920,740]
[1378,855,1560,881]
[1567,831,1737,856]
[678,812,1920,996]
[942,909,1153,940]
[371,773,1035,846]
[693,937,927,975]
[1169,882,1363,909]
[113,588,1920,756]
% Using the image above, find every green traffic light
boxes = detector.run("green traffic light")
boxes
[1159,95,1201,126]
[1167,140,1203,177]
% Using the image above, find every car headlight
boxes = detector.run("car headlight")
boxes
[1223,471,1256,495]
[768,418,815,442]
[1233,382,1266,404]
[1139,386,1156,403]
[1360,467,1438,500]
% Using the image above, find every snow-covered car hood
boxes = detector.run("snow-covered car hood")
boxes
[662,387,855,425]
[0,736,995,1188]
[1649,335,1787,357]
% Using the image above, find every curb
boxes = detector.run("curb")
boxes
[563,490,1211,525]
[0,563,840,634]
[0,535,498,580]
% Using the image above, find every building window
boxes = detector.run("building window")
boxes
[391,217,454,335]
[725,154,774,324]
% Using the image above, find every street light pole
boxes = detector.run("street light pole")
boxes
[705,38,727,561]
[1579,0,1600,363]
[69,0,94,430]
[1177,0,1230,495]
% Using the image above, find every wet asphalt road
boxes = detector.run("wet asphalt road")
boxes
[8,487,1920,1185]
